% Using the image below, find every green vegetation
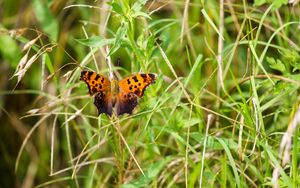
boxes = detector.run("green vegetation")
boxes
[1,0,300,187]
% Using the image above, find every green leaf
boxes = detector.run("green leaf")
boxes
[254,0,266,6]
[145,35,154,57]
[273,0,288,8]
[254,0,288,8]
[0,34,21,68]
[32,0,58,41]
[216,138,241,188]
[108,23,128,55]
[282,50,300,72]
[110,2,124,15]
[185,54,203,86]
[131,0,148,12]
[75,36,115,47]
[132,11,151,19]
[266,57,286,73]
[121,157,171,188]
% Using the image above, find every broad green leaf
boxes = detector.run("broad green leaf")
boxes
[273,0,288,8]
[132,12,151,19]
[145,34,155,59]
[122,157,171,188]
[0,34,21,68]
[32,0,58,41]
[216,138,241,188]
[254,0,266,6]
[190,134,239,151]
[110,2,124,15]
[282,50,300,72]
[185,54,203,86]
[75,36,115,47]
[131,0,148,12]
[266,57,286,73]
[109,23,128,55]
[254,0,288,8]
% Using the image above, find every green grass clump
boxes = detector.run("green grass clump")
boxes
[0,0,300,187]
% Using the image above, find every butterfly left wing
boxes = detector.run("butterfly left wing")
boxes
[80,71,113,116]
[80,71,111,95]
[118,73,156,97]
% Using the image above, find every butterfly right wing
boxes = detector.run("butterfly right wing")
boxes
[116,73,156,115]
[118,73,156,97]
[80,71,112,116]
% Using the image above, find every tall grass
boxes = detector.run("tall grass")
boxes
[0,0,300,187]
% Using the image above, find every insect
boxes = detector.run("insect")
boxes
[80,71,156,116]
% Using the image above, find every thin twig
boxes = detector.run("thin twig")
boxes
[82,26,99,73]
[199,114,213,188]
[50,115,58,175]
[217,0,225,91]
[180,0,190,44]
[185,104,193,187]
[105,46,114,80]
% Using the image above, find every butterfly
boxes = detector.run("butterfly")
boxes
[80,71,156,116]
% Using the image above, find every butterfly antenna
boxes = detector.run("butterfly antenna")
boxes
[117,57,121,66]
[112,57,121,79]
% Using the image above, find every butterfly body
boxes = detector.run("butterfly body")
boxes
[80,71,156,116]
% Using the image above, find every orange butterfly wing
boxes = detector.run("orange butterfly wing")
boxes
[118,73,156,97]
[116,73,156,115]
[80,71,112,115]
[80,71,111,95]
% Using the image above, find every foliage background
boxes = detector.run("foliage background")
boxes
[0,0,300,187]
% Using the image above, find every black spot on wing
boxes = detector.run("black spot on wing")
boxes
[132,76,138,82]
[134,90,140,96]
[140,73,147,78]
[80,71,92,95]
[148,73,156,81]
[87,71,93,79]
[95,74,100,81]
[92,88,98,94]
[80,71,87,80]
